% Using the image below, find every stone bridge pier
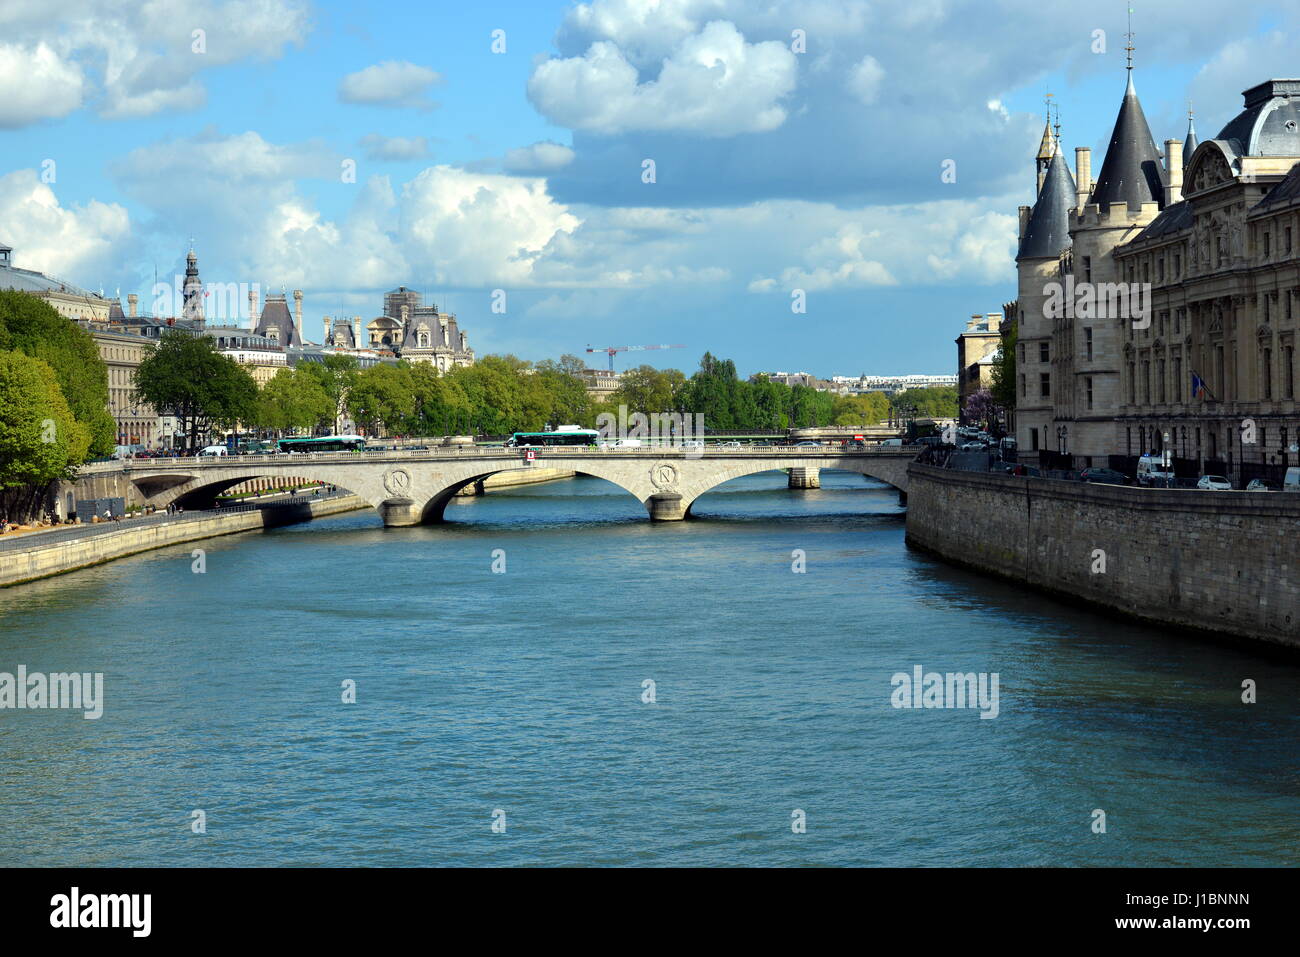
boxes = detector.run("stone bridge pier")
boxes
[788,466,821,489]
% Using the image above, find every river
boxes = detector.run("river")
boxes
[1,470,1296,866]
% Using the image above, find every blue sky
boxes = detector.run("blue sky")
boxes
[2,0,1298,377]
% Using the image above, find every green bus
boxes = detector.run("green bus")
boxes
[276,435,368,453]
[504,428,599,448]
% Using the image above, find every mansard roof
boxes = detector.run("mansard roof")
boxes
[1252,159,1300,214]
[1091,73,1167,210]
[1130,200,1193,245]
[1217,79,1300,157]
[1017,147,1076,261]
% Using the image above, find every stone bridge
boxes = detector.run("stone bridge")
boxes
[77,446,916,526]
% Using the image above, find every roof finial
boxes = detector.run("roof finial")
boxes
[1124,6,1135,73]
[1053,104,1061,145]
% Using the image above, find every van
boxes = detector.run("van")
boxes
[880,438,904,448]
[197,445,228,457]
[1136,454,1174,487]
[1285,467,1300,491]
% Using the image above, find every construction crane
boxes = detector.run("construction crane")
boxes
[586,343,685,371]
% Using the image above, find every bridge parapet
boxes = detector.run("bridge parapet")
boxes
[77,446,917,525]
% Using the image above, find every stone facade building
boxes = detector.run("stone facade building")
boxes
[344,286,475,370]
[0,241,111,322]
[1113,79,1300,474]
[955,313,1003,417]
[1012,65,1300,476]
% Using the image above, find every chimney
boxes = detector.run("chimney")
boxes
[967,313,984,332]
[1018,205,1031,240]
[127,293,138,317]
[353,316,361,344]
[293,289,303,342]
[249,287,259,329]
[1164,139,1184,205]
[1075,147,1091,211]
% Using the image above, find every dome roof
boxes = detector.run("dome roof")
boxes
[1216,80,1300,156]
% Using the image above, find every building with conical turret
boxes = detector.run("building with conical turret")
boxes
[1012,66,1300,483]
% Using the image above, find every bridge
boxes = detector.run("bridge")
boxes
[76,446,916,526]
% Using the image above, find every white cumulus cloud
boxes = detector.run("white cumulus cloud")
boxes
[528,20,797,135]
[339,61,443,110]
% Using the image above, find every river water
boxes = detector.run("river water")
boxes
[1,471,1296,866]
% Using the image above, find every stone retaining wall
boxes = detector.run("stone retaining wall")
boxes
[904,463,1300,650]
[0,495,366,588]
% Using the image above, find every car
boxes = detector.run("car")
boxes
[1245,479,1276,491]
[1196,474,1232,490]
[958,441,986,451]
[720,440,742,448]
[1079,467,1128,485]
[794,440,820,447]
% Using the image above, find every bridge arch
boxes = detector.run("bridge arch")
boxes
[670,457,908,514]
[417,463,654,523]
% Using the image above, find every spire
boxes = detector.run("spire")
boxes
[1091,67,1167,210]
[1018,145,1077,261]
[1183,103,1199,162]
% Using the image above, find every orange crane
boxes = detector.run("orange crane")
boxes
[586,342,685,371]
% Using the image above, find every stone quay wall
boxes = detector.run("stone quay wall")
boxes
[904,463,1300,650]
[0,495,366,588]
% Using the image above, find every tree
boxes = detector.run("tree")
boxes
[964,388,999,430]
[0,290,114,456]
[891,386,958,420]
[0,351,89,521]
[133,331,258,451]
[298,354,359,433]
[989,325,1017,414]
[254,368,333,435]
[346,363,415,435]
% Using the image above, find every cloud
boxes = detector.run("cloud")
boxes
[0,170,131,282]
[0,0,309,125]
[531,0,1272,210]
[359,134,432,161]
[0,43,84,128]
[528,20,797,135]
[846,54,884,105]
[338,60,443,110]
[502,141,576,173]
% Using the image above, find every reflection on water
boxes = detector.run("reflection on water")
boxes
[0,471,1296,866]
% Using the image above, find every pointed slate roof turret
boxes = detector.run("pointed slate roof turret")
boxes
[1018,146,1077,261]
[1183,109,1199,165]
[1091,72,1167,210]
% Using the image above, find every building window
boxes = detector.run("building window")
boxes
[1039,341,1049,362]
[1040,373,1051,398]
[1264,232,1272,259]
[1286,345,1295,399]
[1173,356,1182,402]
[1158,359,1166,403]
[1286,227,1294,255]
[1085,376,1094,410]
[1085,328,1093,361]
[1082,256,1092,283]
[1157,258,1165,282]
[1264,347,1274,400]
[1128,361,1136,404]
[1142,360,1151,404]
[1174,252,1181,277]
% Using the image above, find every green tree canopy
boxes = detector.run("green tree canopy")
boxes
[254,367,334,434]
[0,351,89,492]
[133,331,258,451]
[0,291,114,456]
